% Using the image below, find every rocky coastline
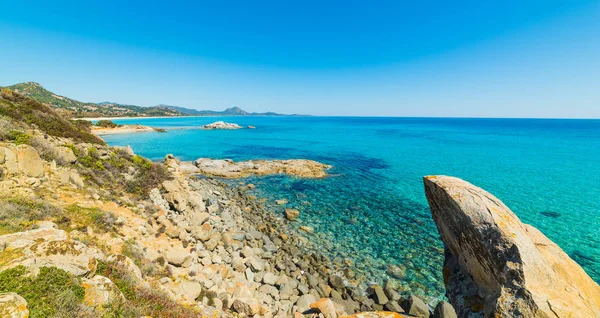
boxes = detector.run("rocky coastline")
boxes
[91,124,160,135]
[1,90,599,317]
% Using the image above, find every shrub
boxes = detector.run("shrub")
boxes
[95,120,120,128]
[0,266,90,318]
[7,130,31,145]
[0,197,62,235]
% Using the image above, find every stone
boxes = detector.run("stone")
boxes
[284,209,300,221]
[401,295,429,318]
[166,249,193,268]
[232,298,258,316]
[55,146,77,164]
[424,176,600,318]
[247,256,265,272]
[174,280,202,303]
[432,301,456,318]
[385,300,405,313]
[263,271,277,285]
[310,298,338,318]
[0,292,29,318]
[329,275,345,290]
[82,275,124,309]
[16,145,44,177]
[276,199,289,205]
[69,171,85,188]
[299,226,314,233]
[369,284,389,305]
[296,294,317,313]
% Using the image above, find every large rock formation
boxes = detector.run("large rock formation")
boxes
[191,158,332,178]
[423,176,600,318]
[201,121,243,130]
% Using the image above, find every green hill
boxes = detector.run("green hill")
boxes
[5,82,183,118]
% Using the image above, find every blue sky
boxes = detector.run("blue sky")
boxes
[1,1,599,117]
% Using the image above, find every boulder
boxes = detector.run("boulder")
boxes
[69,171,85,188]
[82,275,125,309]
[285,208,300,221]
[368,284,389,305]
[16,145,44,177]
[173,280,202,303]
[166,249,193,268]
[424,175,600,318]
[400,295,429,318]
[432,301,456,318]
[0,292,29,318]
[55,146,77,164]
[1,147,17,175]
[296,294,317,313]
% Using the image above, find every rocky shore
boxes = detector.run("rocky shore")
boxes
[187,158,332,178]
[91,124,159,135]
[1,90,599,317]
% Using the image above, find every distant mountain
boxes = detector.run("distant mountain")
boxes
[3,82,302,118]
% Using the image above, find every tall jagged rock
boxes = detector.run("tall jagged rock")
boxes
[423,176,600,317]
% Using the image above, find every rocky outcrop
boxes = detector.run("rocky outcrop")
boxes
[91,124,155,135]
[423,175,600,318]
[0,293,29,318]
[191,158,332,178]
[0,225,104,277]
[201,121,243,130]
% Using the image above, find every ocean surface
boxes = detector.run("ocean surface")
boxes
[101,116,600,299]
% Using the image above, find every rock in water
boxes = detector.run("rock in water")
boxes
[201,121,243,130]
[423,175,600,318]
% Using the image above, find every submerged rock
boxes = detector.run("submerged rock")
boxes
[285,208,300,221]
[423,175,600,318]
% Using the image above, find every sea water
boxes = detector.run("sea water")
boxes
[101,116,600,298]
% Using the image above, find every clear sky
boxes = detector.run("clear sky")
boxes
[1,1,599,117]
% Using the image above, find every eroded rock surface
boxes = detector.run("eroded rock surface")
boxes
[0,293,29,318]
[191,158,331,178]
[423,175,600,318]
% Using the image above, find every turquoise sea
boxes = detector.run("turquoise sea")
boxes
[101,116,600,298]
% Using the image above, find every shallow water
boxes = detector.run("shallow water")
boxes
[101,116,600,298]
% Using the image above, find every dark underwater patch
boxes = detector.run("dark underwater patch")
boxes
[540,210,561,218]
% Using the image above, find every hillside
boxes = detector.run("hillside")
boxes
[5,82,183,118]
[4,82,302,118]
